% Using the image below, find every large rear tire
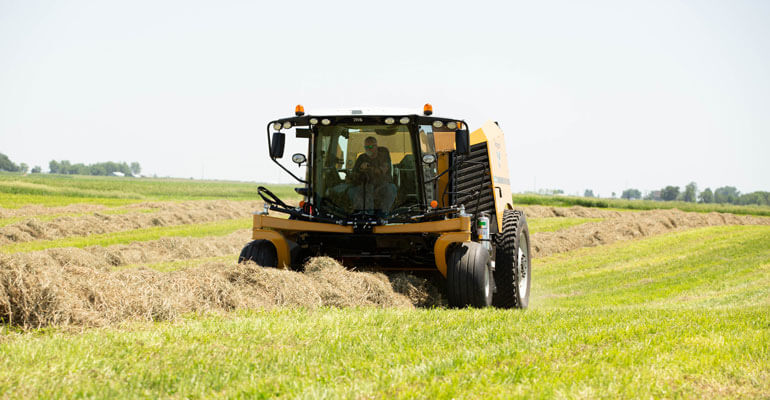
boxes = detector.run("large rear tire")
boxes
[238,240,278,267]
[492,210,531,309]
[447,242,494,308]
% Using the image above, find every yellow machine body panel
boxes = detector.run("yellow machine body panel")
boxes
[252,214,354,269]
[469,120,513,230]
[253,214,471,276]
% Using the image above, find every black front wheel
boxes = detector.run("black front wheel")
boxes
[447,242,494,308]
[238,240,278,267]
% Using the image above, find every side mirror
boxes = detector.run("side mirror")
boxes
[291,153,307,166]
[455,129,470,155]
[270,132,286,159]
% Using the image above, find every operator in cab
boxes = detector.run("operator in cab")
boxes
[349,136,397,213]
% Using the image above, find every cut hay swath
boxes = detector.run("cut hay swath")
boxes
[0,257,436,329]
[530,208,770,257]
[0,200,262,245]
[1,205,768,329]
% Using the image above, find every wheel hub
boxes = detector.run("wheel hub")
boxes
[517,237,529,299]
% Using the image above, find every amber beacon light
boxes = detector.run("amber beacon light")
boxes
[423,103,433,116]
[295,104,305,116]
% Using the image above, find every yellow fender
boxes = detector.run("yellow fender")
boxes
[252,229,291,269]
[433,232,471,277]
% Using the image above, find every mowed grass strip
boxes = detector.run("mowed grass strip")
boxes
[1,217,252,253]
[0,208,157,227]
[514,193,770,217]
[1,226,769,398]
[527,217,603,233]
[116,255,237,273]
[0,173,299,204]
[532,225,770,309]
[0,193,145,209]
[0,180,145,200]
[0,307,767,398]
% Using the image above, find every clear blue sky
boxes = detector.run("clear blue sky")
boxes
[1,0,768,196]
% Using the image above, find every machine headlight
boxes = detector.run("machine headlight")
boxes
[272,122,282,131]
[432,120,443,128]
[399,117,410,124]
[384,117,395,125]
[321,118,331,125]
[309,118,318,125]
[291,153,307,165]
[282,121,292,129]
[447,121,457,130]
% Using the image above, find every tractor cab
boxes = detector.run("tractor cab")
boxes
[265,104,471,226]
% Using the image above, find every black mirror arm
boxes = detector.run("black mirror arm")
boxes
[266,124,307,183]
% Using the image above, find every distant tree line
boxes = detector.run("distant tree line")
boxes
[1,153,34,174]
[0,153,141,177]
[607,181,770,206]
[49,160,141,176]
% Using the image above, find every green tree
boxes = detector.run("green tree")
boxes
[31,165,42,173]
[714,186,740,204]
[698,188,713,203]
[90,164,107,176]
[660,186,680,201]
[130,162,141,176]
[584,189,594,198]
[621,188,641,200]
[48,159,141,176]
[737,191,770,206]
[683,182,697,202]
[19,163,29,174]
[59,160,72,174]
[71,163,88,175]
[0,153,20,172]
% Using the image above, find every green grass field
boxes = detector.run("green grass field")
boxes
[117,255,236,273]
[0,207,157,227]
[0,173,298,208]
[3,173,767,217]
[513,193,770,217]
[1,173,769,398]
[527,217,603,233]
[1,225,768,398]
[0,217,252,254]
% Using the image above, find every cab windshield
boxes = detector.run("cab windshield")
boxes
[313,124,421,217]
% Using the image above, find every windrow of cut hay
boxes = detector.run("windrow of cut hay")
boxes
[0,203,112,218]
[0,256,420,329]
[520,205,625,219]
[0,200,262,245]
[2,230,250,269]
[531,208,770,257]
[9,207,762,272]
